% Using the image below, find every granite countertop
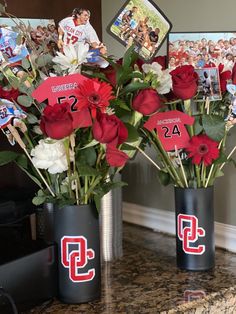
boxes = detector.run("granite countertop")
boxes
[27,223,236,314]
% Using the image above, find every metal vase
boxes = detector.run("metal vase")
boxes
[175,186,215,271]
[100,180,123,262]
[54,204,101,303]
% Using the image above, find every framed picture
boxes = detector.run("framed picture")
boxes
[0,17,58,49]
[107,0,172,61]
[195,67,222,101]
[168,31,236,70]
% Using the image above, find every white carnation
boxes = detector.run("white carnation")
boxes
[142,62,163,76]
[156,69,173,95]
[31,138,68,174]
[142,62,172,94]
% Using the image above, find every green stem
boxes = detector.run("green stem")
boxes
[201,164,206,187]
[23,132,34,150]
[195,165,201,188]
[84,176,88,204]
[86,176,102,201]
[64,138,73,198]
[148,130,185,187]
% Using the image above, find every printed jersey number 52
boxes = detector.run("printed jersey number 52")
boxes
[58,95,78,112]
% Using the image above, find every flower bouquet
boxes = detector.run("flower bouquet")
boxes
[121,54,236,271]
[0,29,144,210]
[0,4,153,303]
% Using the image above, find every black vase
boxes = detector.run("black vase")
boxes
[175,187,214,271]
[36,203,55,244]
[54,203,101,303]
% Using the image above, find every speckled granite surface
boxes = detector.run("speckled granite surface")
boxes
[27,223,236,314]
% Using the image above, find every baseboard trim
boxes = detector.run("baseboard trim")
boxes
[123,202,236,253]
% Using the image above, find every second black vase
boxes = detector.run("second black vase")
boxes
[175,186,215,271]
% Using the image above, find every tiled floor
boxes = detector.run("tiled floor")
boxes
[28,223,236,313]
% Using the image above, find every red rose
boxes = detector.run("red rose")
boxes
[232,62,236,85]
[0,86,19,101]
[71,108,92,129]
[218,64,232,93]
[132,88,161,115]
[40,103,74,139]
[170,65,198,100]
[92,112,128,146]
[106,145,129,167]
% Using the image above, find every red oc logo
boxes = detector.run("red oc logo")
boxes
[177,214,205,255]
[61,236,95,283]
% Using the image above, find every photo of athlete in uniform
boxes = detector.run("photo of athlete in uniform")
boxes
[0,27,30,85]
[58,8,106,54]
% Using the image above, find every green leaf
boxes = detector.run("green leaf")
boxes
[27,113,38,124]
[194,116,203,135]
[17,95,33,107]
[21,58,31,70]
[214,168,224,178]
[14,159,43,189]
[127,71,143,80]
[121,137,142,159]
[158,171,171,186]
[16,154,28,168]
[125,123,139,142]
[119,82,150,95]
[18,84,35,95]
[0,151,19,166]
[36,53,53,67]
[117,67,132,86]
[87,72,108,82]
[202,114,226,142]
[214,152,227,165]
[122,45,138,69]
[77,147,97,167]
[77,165,100,176]
[111,98,131,111]
[79,139,99,150]
[32,195,46,206]
[94,195,101,211]
[3,68,20,89]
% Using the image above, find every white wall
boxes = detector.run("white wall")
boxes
[102,0,236,225]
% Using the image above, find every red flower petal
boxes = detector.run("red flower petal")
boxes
[186,134,219,166]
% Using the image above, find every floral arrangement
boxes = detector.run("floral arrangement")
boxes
[1,4,236,212]
[129,60,236,189]
[0,5,158,208]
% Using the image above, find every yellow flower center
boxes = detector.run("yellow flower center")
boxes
[70,58,78,65]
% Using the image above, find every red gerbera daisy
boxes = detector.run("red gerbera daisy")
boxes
[186,134,219,166]
[75,79,115,118]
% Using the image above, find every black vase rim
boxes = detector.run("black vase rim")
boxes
[56,203,96,210]
[174,186,214,191]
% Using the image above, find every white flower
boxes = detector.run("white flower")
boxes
[31,138,68,174]
[156,69,173,95]
[52,43,92,74]
[142,62,172,94]
[142,62,163,76]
